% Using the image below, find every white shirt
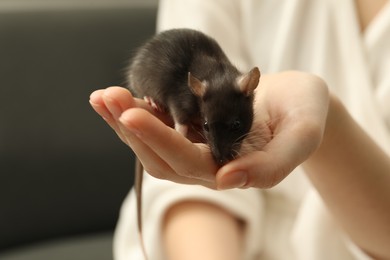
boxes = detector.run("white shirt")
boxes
[114,0,390,259]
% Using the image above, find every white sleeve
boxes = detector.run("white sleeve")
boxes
[114,174,264,260]
[291,189,374,260]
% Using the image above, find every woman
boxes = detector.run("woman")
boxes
[90,0,390,259]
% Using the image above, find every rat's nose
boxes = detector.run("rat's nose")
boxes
[215,152,235,166]
[218,158,228,166]
[211,142,237,166]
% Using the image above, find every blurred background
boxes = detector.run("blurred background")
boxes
[0,0,158,259]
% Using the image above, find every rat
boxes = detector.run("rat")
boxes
[126,28,260,260]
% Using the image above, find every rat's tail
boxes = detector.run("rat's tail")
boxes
[135,157,149,260]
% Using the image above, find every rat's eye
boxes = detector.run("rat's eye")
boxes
[230,120,241,131]
[203,121,209,132]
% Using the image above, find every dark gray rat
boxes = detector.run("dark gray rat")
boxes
[126,28,260,260]
[128,28,260,163]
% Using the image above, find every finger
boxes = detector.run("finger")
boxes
[89,89,112,119]
[101,86,138,118]
[120,109,216,188]
[103,86,172,124]
[117,120,175,180]
[90,87,166,144]
[92,86,164,144]
[91,87,216,187]
[216,151,281,189]
[119,122,201,185]
[89,89,129,143]
[119,108,218,183]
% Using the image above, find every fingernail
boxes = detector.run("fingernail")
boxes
[218,171,248,190]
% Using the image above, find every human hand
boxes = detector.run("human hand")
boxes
[217,71,329,189]
[89,71,329,189]
[89,87,219,189]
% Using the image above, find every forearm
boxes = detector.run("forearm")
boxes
[162,200,244,260]
[303,95,390,259]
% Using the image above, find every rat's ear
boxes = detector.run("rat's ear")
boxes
[236,67,260,96]
[188,72,207,97]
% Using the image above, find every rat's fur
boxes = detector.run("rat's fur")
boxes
[128,28,260,163]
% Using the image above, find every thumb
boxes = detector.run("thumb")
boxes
[216,121,323,189]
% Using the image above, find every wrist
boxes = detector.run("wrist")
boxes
[306,94,347,163]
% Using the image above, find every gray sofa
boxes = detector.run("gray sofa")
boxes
[0,1,157,259]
